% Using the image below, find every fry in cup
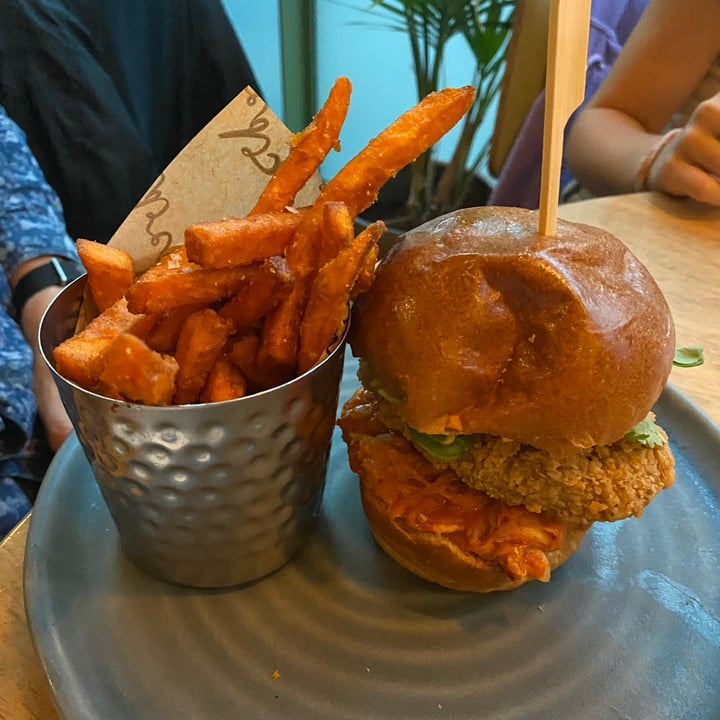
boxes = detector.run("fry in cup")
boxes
[40,277,349,588]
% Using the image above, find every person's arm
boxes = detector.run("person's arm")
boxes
[10,258,81,452]
[566,0,720,203]
[1,107,80,451]
[16,280,75,451]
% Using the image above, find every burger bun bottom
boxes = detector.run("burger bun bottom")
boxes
[358,469,590,593]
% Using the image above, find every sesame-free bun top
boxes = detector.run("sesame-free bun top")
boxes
[349,206,676,456]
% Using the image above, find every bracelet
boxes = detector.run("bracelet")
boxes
[12,257,84,318]
[633,128,682,192]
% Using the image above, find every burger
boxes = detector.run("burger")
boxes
[338,206,676,592]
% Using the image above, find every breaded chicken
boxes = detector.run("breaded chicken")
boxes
[375,396,675,525]
[446,430,675,524]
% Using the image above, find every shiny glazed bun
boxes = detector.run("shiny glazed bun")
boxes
[349,206,676,456]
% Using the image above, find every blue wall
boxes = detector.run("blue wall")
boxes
[220,2,283,119]
[315,1,496,179]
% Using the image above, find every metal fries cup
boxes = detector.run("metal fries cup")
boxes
[39,277,347,588]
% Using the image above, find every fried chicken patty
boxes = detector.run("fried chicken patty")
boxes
[374,394,676,525]
[447,430,675,524]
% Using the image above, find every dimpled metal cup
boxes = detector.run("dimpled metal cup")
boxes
[39,277,347,588]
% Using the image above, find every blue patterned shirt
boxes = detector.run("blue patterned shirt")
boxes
[0,104,78,458]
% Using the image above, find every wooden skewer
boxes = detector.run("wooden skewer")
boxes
[538,0,592,237]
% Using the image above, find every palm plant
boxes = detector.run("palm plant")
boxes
[362,0,516,227]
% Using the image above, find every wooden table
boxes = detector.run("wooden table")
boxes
[560,192,720,420]
[1,192,718,720]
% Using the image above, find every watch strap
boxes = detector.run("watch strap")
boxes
[12,257,84,317]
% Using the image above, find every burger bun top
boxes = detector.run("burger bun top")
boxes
[349,206,676,456]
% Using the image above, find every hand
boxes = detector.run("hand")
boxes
[647,91,720,205]
[21,286,73,451]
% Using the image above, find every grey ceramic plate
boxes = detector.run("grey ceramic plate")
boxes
[25,358,720,720]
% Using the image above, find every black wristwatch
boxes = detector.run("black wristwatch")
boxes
[12,257,85,318]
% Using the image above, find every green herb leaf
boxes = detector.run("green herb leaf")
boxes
[624,416,664,448]
[673,346,705,367]
[407,427,475,460]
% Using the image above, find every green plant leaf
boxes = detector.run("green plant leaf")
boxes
[407,427,475,459]
[357,0,517,224]
[673,346,705,367]
[624,416,665,448]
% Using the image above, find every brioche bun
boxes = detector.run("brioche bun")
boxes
[361,497,588,593]
[349,206,676,456]
[340,206,677,592]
